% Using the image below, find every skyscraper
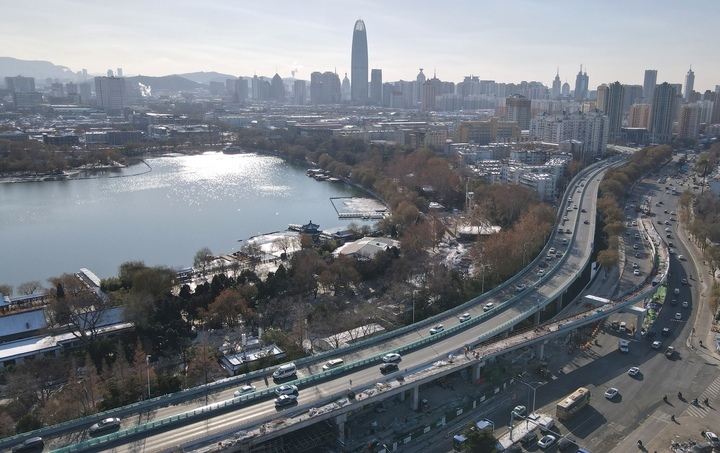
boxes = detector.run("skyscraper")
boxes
[605,82,625,140]
[574,65,589,100]
[505,94,532,130]
[551,69,561,98]
[684,67,695,102]
[677,103,700,139]
[650,82,677,143]
[643,69,657,103]
[94,76,126,114]
[415,68,426,107]
[351,19,368,104]
[370,69,382,105]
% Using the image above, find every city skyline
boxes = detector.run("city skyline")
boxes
[2,0,720,92]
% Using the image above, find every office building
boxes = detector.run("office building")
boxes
[628,104,651,129]
[574,65,589,100]
[684,67,695,102]
[421,81,435,111]
[643,70,657,103]
[94,76,126,114]
[551,69,561,98]
[270,73,285,102]
[341,73,350,101]
[5,76,35,93]
[649,82,677,143]
[351,19,368,104]
[415,69,426,107]
[370,69,382,105]
[677,103,700,140]
[505,94,531,130]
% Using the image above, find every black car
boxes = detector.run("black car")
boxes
[12,437,44,453]
[274,394,298,408]
[558,437,576,451]
[520,431,538,446]
[380,363,399,373]
[505,444,522,453]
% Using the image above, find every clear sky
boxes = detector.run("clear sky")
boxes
[3,0,719,92]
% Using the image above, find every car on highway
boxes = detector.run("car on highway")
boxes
[380,362,399,374]
[633,244,639,249]
[652,340,662,349]
[275,384,298,396]
[429,324,444,335]
[674,288,680,295]
[459,312,471,322]
[662,327,671,336]
[675,312,682,320]
[565,228,571,234]
[322,358,344,370]
[233,385,256,397]
[628,367,640,376]
[633,269,641,276]
[634,233,640,239]
[274,394,298,408]
[562,217,568,222]
[10,437,44,453]
[604,388,619,399]
[584,219,589,224]
[632,262,638,268]
[546,254,553,261]
[681,278,688,284]
[679,254,685,260]
[635,252,641,258]
[515,284,526,292]
[581,208,586,212]
[682,300,689,308]
[382,353,401,363]
[537,270,545,276]
[549,247,556,254]
[483,302,495,311]
[538,434,557,449]
[89,417,121,435]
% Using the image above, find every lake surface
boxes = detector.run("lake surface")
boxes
[0,152,367,289]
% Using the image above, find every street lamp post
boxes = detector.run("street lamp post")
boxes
[480,264,488,294]
[516,376,545,418]
[146,355,151,399]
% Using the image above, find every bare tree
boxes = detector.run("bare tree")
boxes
[194,247,214,276]
[17,281,42,295]
[0,284,12,297]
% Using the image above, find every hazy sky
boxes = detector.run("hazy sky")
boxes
[3,0,719,92]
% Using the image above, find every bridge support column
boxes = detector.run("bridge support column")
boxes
[636,312,645,333]
[336,413,347,442]
[535,342,545,360]
[472,363,482,382]
[534,309,541,326]
[556,293,563,312]
[399,389,405,402]
[411,385,420,411]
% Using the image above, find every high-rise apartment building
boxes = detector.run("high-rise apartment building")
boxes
[370,69,382,105]
[649,82,677,143]
[293,80,306,105]
[351,19,368,104]
[605,82,625,139]
[684,67,695,102]
[530,110,609,162]
[505,94,531,130]
[628,104,651,129]
[596,84,609,112]
[677,103,700,139]
[94,76,126,114]
[310,71,341,104]
[422,81,435,111]
[341,73,350,101]
[643,70,657,102]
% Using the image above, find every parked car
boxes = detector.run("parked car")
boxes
[520,431,538,446]
[512,405,526,417]
[558,437,576,451]
[89,417,121,435]
[628,367,640,376]
[538,435,557,449]
[429,324,444,335]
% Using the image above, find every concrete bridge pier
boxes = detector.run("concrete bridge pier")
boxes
[556,292,564,312]
[534,309,541,325]
[399,389,406,402]
[472,362,482,382]
[336,413,347,442]
[535,341,545,360]
[411,385,420,411]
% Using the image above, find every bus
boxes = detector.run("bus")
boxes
[556,387,591,421]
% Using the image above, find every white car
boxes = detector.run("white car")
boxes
[538,434,557,449]
[382,353,402,363]
[706,432,720,447]
[322,358,344,370]
[605,388,619,399]
[429,324,444,335]
[483,302,495,311]
[515,284,527,292]
[675,312,682,320]
[537,270,545,277]
[633,269,641,276]
[682,300,689,308]
[628,367,640,376]
[275,384,298,396]
[459,312,471,322]
[652,340,662,349]
[233,385,256,397]
[678,254,685,260]
[89,417,121,435]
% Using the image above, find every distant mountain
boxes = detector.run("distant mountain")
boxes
[127,75,201,92]
[0,56,75,80]
[177,71,237,85]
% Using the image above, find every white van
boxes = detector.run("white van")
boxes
[322,358,344,370]
[272,363,297,379]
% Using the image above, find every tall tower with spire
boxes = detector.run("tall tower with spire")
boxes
[551,68,561,98]
[684,66,695,102]
[351,19,368,104]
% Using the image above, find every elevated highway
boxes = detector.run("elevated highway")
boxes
[3,155,632,452]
